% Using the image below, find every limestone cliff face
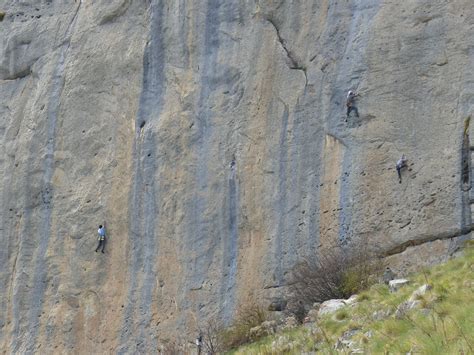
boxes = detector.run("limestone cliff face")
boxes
[0,0,472,352]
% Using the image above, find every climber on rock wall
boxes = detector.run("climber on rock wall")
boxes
[95,224,106,253]
[195,334,203,355]
[396,155,408,183]
[346,90,359,121]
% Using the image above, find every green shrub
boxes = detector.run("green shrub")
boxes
[222,301,268,350]
[341,269,364,295]
[288,241,384,309]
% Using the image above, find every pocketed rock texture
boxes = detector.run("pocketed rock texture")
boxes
[0,0,473,352]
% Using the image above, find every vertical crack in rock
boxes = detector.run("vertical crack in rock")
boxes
[303,116,323,257]
[461,118,471,231]
[319,134,346,248]
[119,0,164,352]
[289,103,318,261]
[306,172,321,257]
[274,97,290,286]
[219,161,239,324]
[0,130,22,348]
[0,231,20,346]
[338,147,353,245]
[265,17,308,87]
[9,3,82,352]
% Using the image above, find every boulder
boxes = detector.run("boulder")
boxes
[389,279,410,292]
[267,311,286,326]
[306,308,319,322]
[408,284,432,302]
[335,329,363,353]
[372,310,383,321]
[372,309,392,321]
[318,299,346,316]
[318,295,358,317]
[283,316,298,329]
[268,297,287,312]
[345,294,359,305]
[334,339,354,351]
[395,300,422,318]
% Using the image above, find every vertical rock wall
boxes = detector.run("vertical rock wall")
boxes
[0,0,473,352]
[319,134,346,249]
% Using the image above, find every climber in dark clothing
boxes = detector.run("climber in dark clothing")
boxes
[346,90,359,120]
[95,224,106,253]
[396,155,408,183]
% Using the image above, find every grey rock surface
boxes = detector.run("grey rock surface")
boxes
[306,308,319,322]
[395,300,422,319]
[318,299,347,316]
[389,279,410,292]
[268,297,287,311]
[0,0,473,352]
[317,294,358,317]
[409,284,432,302]
[372,309,392,321]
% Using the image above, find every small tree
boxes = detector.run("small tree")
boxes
[198,319,225,355]
[289,241,383,309]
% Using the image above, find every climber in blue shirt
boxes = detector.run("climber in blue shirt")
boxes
[396,155,408,183]
[95,224,106,253]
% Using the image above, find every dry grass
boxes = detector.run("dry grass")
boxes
[222,300,268,350]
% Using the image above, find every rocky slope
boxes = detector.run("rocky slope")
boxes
[233,244,474,354]
[0,0,473,352]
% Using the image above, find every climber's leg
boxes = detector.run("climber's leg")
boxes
[353,106,359,118]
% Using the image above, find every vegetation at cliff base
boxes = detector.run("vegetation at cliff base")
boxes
[229,243,474,354]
